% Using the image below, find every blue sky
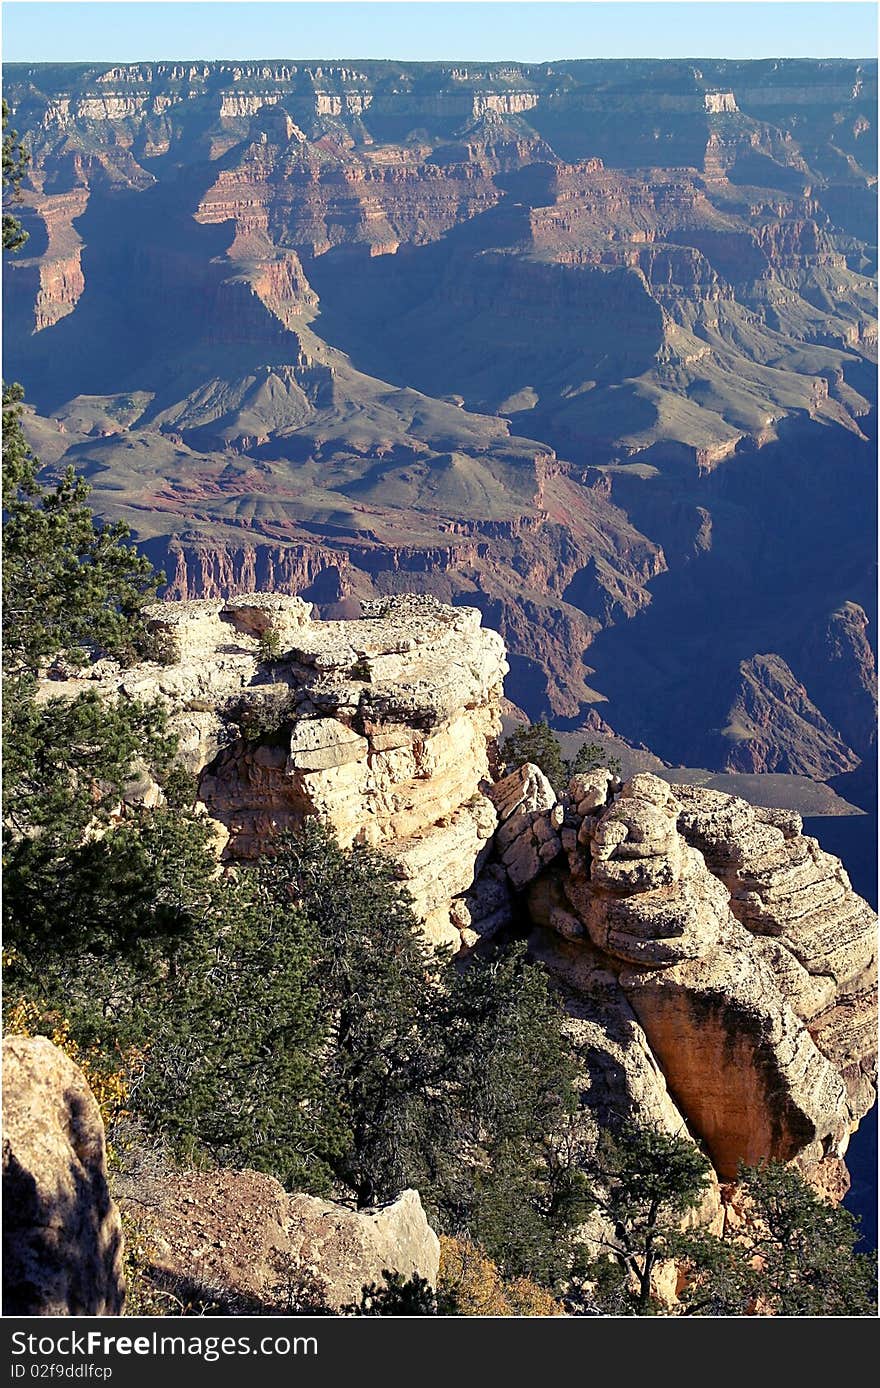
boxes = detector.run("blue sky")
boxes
[2,1,877,64]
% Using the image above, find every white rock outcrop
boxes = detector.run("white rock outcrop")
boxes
[39,594,508,951]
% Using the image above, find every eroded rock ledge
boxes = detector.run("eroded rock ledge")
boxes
[523,770,877,1188]
[39,594,876,1193]
[43,592,509,950]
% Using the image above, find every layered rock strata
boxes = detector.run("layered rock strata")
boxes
[674,785,878,1123]
[39,593,508,951]
[524,772,876,1186]
[6,60,875,767]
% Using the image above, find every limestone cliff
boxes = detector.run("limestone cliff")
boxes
[42,592,508,951]
[36,597,876,1198]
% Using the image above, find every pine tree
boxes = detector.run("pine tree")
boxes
[500,719,567,789]
[735,1161,877,1316]
[578,1121,715,1314]
[3,100,29,253]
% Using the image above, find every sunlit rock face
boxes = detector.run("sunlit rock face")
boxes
[39,593,508,952]
[526,773,877,1186]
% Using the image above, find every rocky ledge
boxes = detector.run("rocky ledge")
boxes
[42,592,509,950]
[39,595,876,1194]
[519,770,877,1190]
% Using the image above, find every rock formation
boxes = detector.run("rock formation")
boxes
[42,592,508,951]
[32,596,878,1203]
[487,762,564,889]
[5,59,875,770]
[142,1172,439,1313]
[675,785,878,1125]
[2,1036,126,1316]
[525,772,877,1187]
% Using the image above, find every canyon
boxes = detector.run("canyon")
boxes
[3,57,876,788]
[41,595,879,1192]
[12,593,877,1312]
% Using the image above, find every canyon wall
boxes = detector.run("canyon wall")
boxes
[40,595,877,1197]
[4,59,875,775]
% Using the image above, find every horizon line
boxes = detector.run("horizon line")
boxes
[5,52,876,63]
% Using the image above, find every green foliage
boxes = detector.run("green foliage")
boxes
[573,1126,876,1318]
[266,835,585,1283]
[349,655,374,682]
[257,628,283,662]
[3,99,29,253]
[500,719,567,789]
[134,860,339,1191]
[501,722,623,790]
[345,1272,446,1316]
[2,420,162,679]
[2,298,184,1004]
[4,690,179,844]
[255,823,447,1205]
[578,1121,714,1314]
[569,740,623,780]
[4,811,341,1193]
[138,826,584,1278]
[4,808,214,1001]
[733,1161,877,1317]
[432,942,587,1285]
[2,381,36,502]
[2,698,190,967]
[232,689,298,742]
[2,370,171,962]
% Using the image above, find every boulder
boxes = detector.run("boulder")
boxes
[288,1189,440,1311]
[224,592,312,647]
[2,1036,125,1316]
[145,1172,439,1313]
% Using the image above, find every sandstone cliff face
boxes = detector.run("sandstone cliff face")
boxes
[674,785,878,1124]
[523,772,876,1186]
[2,1037,125,1316]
